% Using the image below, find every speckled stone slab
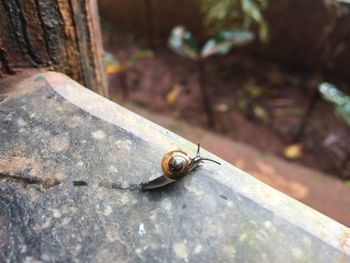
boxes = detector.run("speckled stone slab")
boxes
[0,72,349,262]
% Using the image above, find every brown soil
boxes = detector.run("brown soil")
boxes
[104,29,350,178]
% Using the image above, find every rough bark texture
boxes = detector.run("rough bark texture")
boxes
[0,0,108,97]
[0,71,349,262]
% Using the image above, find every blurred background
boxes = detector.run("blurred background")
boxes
[98,0,350,223]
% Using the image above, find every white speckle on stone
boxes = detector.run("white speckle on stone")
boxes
[206,220,219,233]
[222,244,236,257]
[115,140,131,151]
[41,254,50,261]
[76,161,84,167]
[23,256,40,263]
[255,232,265,241]
[69,207,77,214]
[302,236,311,247]
[109,165,118,173]
[75,244,82,253]
[263,220,277,233]
[161,198,172,211]
[193,244,202,254]
[92,130,106,140]
[30,113,36,118]
[28,189,40,202]
[105,226,119,242]
[135,248,142,257]
[154,223,161,235]
[104,205,112,216]
[81,139,87,144]
[16,118,27,127]
[263,221,272,229]
[41,219,52,229]
[173,243,189,262]
[53,169,66,181]
[149,214,157,221]
[120,195,129,205]
[60,217,71,226]
[49,134,70,152]
[20,244,27,253]
[292,247,304,259]
[52,209,61,219]
[239,233,247,242]
[138,223,146,236]
[226,200,234,207]
[184,183,205,196]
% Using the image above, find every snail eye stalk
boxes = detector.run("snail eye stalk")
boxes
[196,143,201,156]
[195,143,221,165]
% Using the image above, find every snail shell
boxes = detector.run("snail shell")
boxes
[161,150,191,180]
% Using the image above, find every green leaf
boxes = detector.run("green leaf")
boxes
[245,82,264,98]
[238,96,248,110]
[168,26,200,60]
[259,20,269,42]
[201,30,255,58]
[346,180,350,188]
[242,0,269,41]
[319,82,350,127]
[126,49,154,68]
[242,0,263,23]
[257,0,269,10]
[253,104,269,123]
[200,0,269,43]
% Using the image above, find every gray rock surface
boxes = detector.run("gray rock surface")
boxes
[0,72,349,262]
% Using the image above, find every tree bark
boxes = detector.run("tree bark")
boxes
[0,0,108,97]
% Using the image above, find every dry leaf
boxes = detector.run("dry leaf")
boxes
[253,105,269,123]
[166,85,182,106]
[245,83,264,98]
[284,144,303,160]
[214,102,230,112]
[106,64,122,74]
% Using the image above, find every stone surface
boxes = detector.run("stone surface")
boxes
[0,72,350,262]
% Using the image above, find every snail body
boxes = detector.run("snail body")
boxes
[139,144,220,191]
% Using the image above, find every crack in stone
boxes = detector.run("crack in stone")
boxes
[0,172,61,188]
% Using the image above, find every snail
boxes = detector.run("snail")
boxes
[139,144,220,190]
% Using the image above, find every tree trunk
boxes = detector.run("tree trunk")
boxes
[0,0,108,97]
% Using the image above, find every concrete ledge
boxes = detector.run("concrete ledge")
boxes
[0,72,349,262]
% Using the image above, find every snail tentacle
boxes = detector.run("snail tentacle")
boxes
[199,158,221,165]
